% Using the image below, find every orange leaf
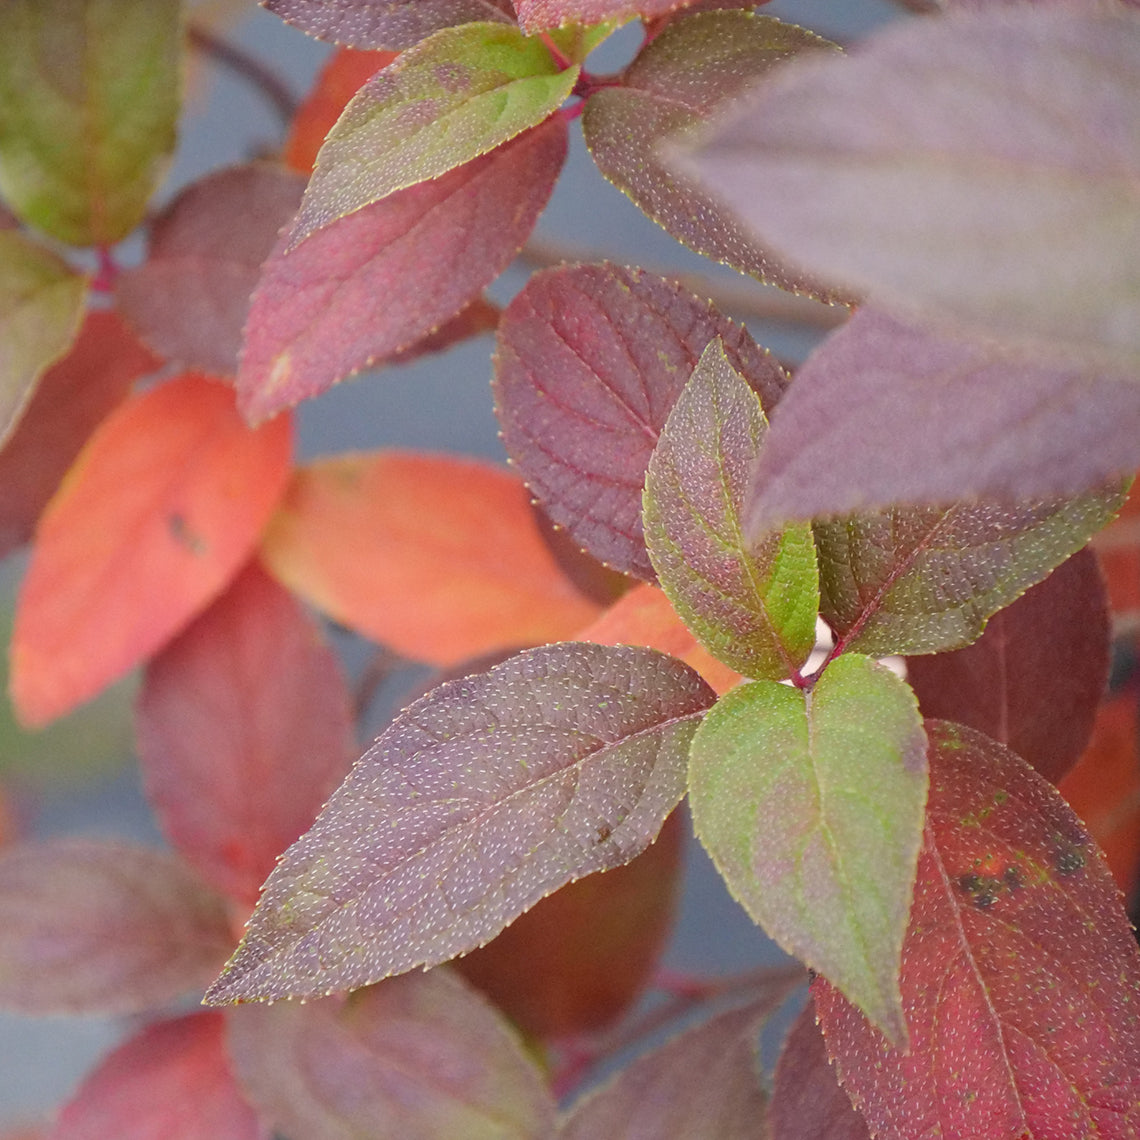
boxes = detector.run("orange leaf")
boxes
[577,581,743,695]
[260,451,601,665]
[10,374,293,727]
[284,48,398,174]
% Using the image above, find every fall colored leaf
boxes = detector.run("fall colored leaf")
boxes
[51,1013,266,1140]
[689,654,928,1043]
[239,117,566,423]
[643,339,818,681]
[907,548,1111,786]
[136,561,355,906]
[455,809,684,1039]
[493,262,788,580]
[0,0,180,245]
[0,838,232,1015]
[204,643,714,1003]
[227,971,555,1139]
[517,0,696,33]
[115,164,306,376]
[814,720,1140,1140]
[260,451,601,666]
[10,373,293,727]
[0,310,158,558]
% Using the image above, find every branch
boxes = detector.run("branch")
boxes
[187,23,298,128]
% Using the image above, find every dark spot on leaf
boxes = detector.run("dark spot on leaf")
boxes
[168,512,208,556]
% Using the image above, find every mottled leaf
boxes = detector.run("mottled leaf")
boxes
[0,839,232,1015]
[0,310,157,558]
[239,117,566,423]
[456,810,684,1038]
[644,339,818,681]
[814,485,1123,661]
[264,0,514,52]
[814,720,1140,1140]
[205,642,715,1003]
[137,562,355,906]
[493,262,788,580]
[227,970,555,1140]
[518,0,699,33]
[292,23,576,247]
[907,548,1110,785]
[115,164,306,376]
[678,6,1140,368]
[52,1013,266,1140]
[0,0,180,245]
[689,653,927,1043]
[583,11,842,298]
[10,374,293,727]
[770,1004,871,1140]
[0,230,86,447]
[745,309,1140,534]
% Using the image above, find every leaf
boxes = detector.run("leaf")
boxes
[10,374,293,728]
[264,0,515,52]
[291,23,577,248]
[261,451,601,666]
[906,547,1111,786]
[517,0,704,34]
[227,970,556,1140]
[0,309,157,559]
[0,0,181,245]
[677,6,1140,369]
[136,561,355,906]
[769,1004,871,1140]
[0,838,232,1015]
[493,262,788,580]
[239,117,566,423]
[583,11,843,299]
[115,164,306,376]
[813,720,1140,1140]
[455,809,684,1038]
[813,484,1123,661]
[0,230,87,448]
[644,339,818,681]
[744,309,1140,534]
[204,642,715,1003]
[51,1013,266,1140]
[689,653,928,1043]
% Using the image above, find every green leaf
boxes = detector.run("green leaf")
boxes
[689,653,927,1044]
[0,0,181,246]
[0,230,86,447]
[291,22,579,248]
[643,339,818,681]
[546,18,624,63]
[814,483,1126,658]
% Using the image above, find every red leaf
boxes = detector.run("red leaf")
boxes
[260,451,601,666]
[238,118,566,423]
[136,561,355,906]
[51,1013,266,1140]
[814,720,1140,1140]
[906,548,1111,785]
[0,310,159,558]
[10,374,293,727]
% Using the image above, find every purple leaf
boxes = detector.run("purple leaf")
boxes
[745,309,1140,534]
[227,970,555,1139]
[204,642,715,1004]
[0,839,232,1015]
[493,262,788,580]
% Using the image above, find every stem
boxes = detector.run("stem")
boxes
[187,23,298,128]
[91,244,119,293]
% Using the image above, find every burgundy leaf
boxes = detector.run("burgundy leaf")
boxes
[391,294,500,363]
[204,642,714,1003]
[493,262,787,579]
[227,970,555,1139]
[907,548,1110,786]
[51,1013,266,1140]
[136,561,355,906]
[0,839,232,1015]
[115,164,305,376]
[745,309,1140,534]
[238,118,566,423]
[517,0,697,33]
[814,721,1140,1140]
